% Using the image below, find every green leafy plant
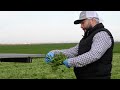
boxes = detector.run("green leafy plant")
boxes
[49,52,67,71]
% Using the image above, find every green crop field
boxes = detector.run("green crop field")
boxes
[0,42,119,79]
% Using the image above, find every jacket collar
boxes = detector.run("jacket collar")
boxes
[83,23,104,38]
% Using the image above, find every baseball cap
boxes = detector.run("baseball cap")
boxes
[74,11,99,24]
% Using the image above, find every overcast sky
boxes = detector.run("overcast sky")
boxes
[0,11,119,44]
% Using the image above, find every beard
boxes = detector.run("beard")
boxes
[85,24,93,32]
[86,25,93,31]
[83,24,93,38]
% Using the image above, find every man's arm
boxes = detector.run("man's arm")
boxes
[50,44,79,58]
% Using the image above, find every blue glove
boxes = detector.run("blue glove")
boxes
[45,52,54,63]
[63,59,70,68]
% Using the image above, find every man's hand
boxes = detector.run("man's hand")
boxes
[45,52,54,63]
[63,59,70,68]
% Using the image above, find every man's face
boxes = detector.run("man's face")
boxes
[80,19,93,32]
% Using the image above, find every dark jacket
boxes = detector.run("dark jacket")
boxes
[74,23,114,79]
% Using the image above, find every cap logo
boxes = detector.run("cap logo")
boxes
[81,14,85,17]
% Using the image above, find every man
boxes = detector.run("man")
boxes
[45,11,114,79]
